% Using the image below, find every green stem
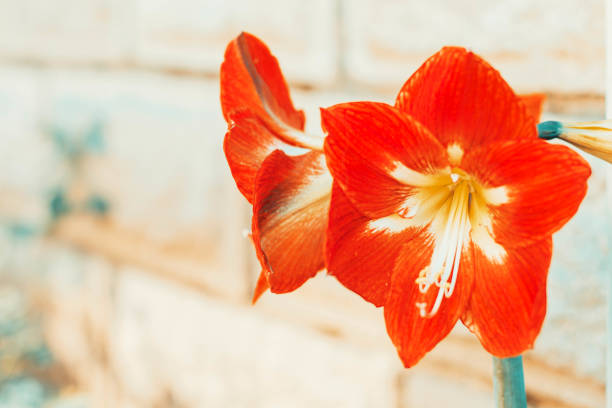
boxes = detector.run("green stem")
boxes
[492,356,527,408]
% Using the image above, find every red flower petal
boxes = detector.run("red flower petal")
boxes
[518,93,546,122]
[221,32,324,202]
[326,183,423,307]
[224,111,308,202]
[251,271,269,304]
[221,32,305,132]
[322,102,448,218]
[462,237,552,357]
[395,47,536,150]
[252,150,332,293]
[384,236,474,368]
[463,139,591,247]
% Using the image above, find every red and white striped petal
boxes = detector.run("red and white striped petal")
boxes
[326,183,423,307]
[221,32,323,150]
[322,102,449,219]
[384,235,475,368]
[221,32,305,134]
[395,47,536,150]
[221,32,323,202]
[252,150,332,293]
[462,237,552,357]
[462,139,590,247]
[224,110,309,202]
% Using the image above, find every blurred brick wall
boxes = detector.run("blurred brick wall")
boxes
[0,0,604,95]
[0,1,608,407]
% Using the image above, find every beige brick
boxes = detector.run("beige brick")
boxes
[44,71,227,239]
[43,71,253,298]
[0,0,128,62]
[110,267,401,408]
[343,0,605,94]
[0,66,60,225]
[135,0,338,85]
[0,2,28,58]
[401,371,492,408]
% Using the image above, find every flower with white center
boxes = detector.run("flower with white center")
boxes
[221,32,331,301]
[322,47,591,367]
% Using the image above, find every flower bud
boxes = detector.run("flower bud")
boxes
[538,120,612,163]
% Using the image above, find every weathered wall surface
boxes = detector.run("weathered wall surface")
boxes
[0,1,608,407]
[0,0,605,95]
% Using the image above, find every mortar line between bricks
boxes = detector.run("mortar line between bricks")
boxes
[0,56,220,80]
[0,56,605,111]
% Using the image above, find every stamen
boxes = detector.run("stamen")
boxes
[415,178,472,318]
[406,166,502,319]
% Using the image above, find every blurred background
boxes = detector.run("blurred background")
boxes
[0,0,608,407]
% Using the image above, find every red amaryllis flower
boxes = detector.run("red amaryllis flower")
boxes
[220,32,331,301]
[322,47,590,367]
